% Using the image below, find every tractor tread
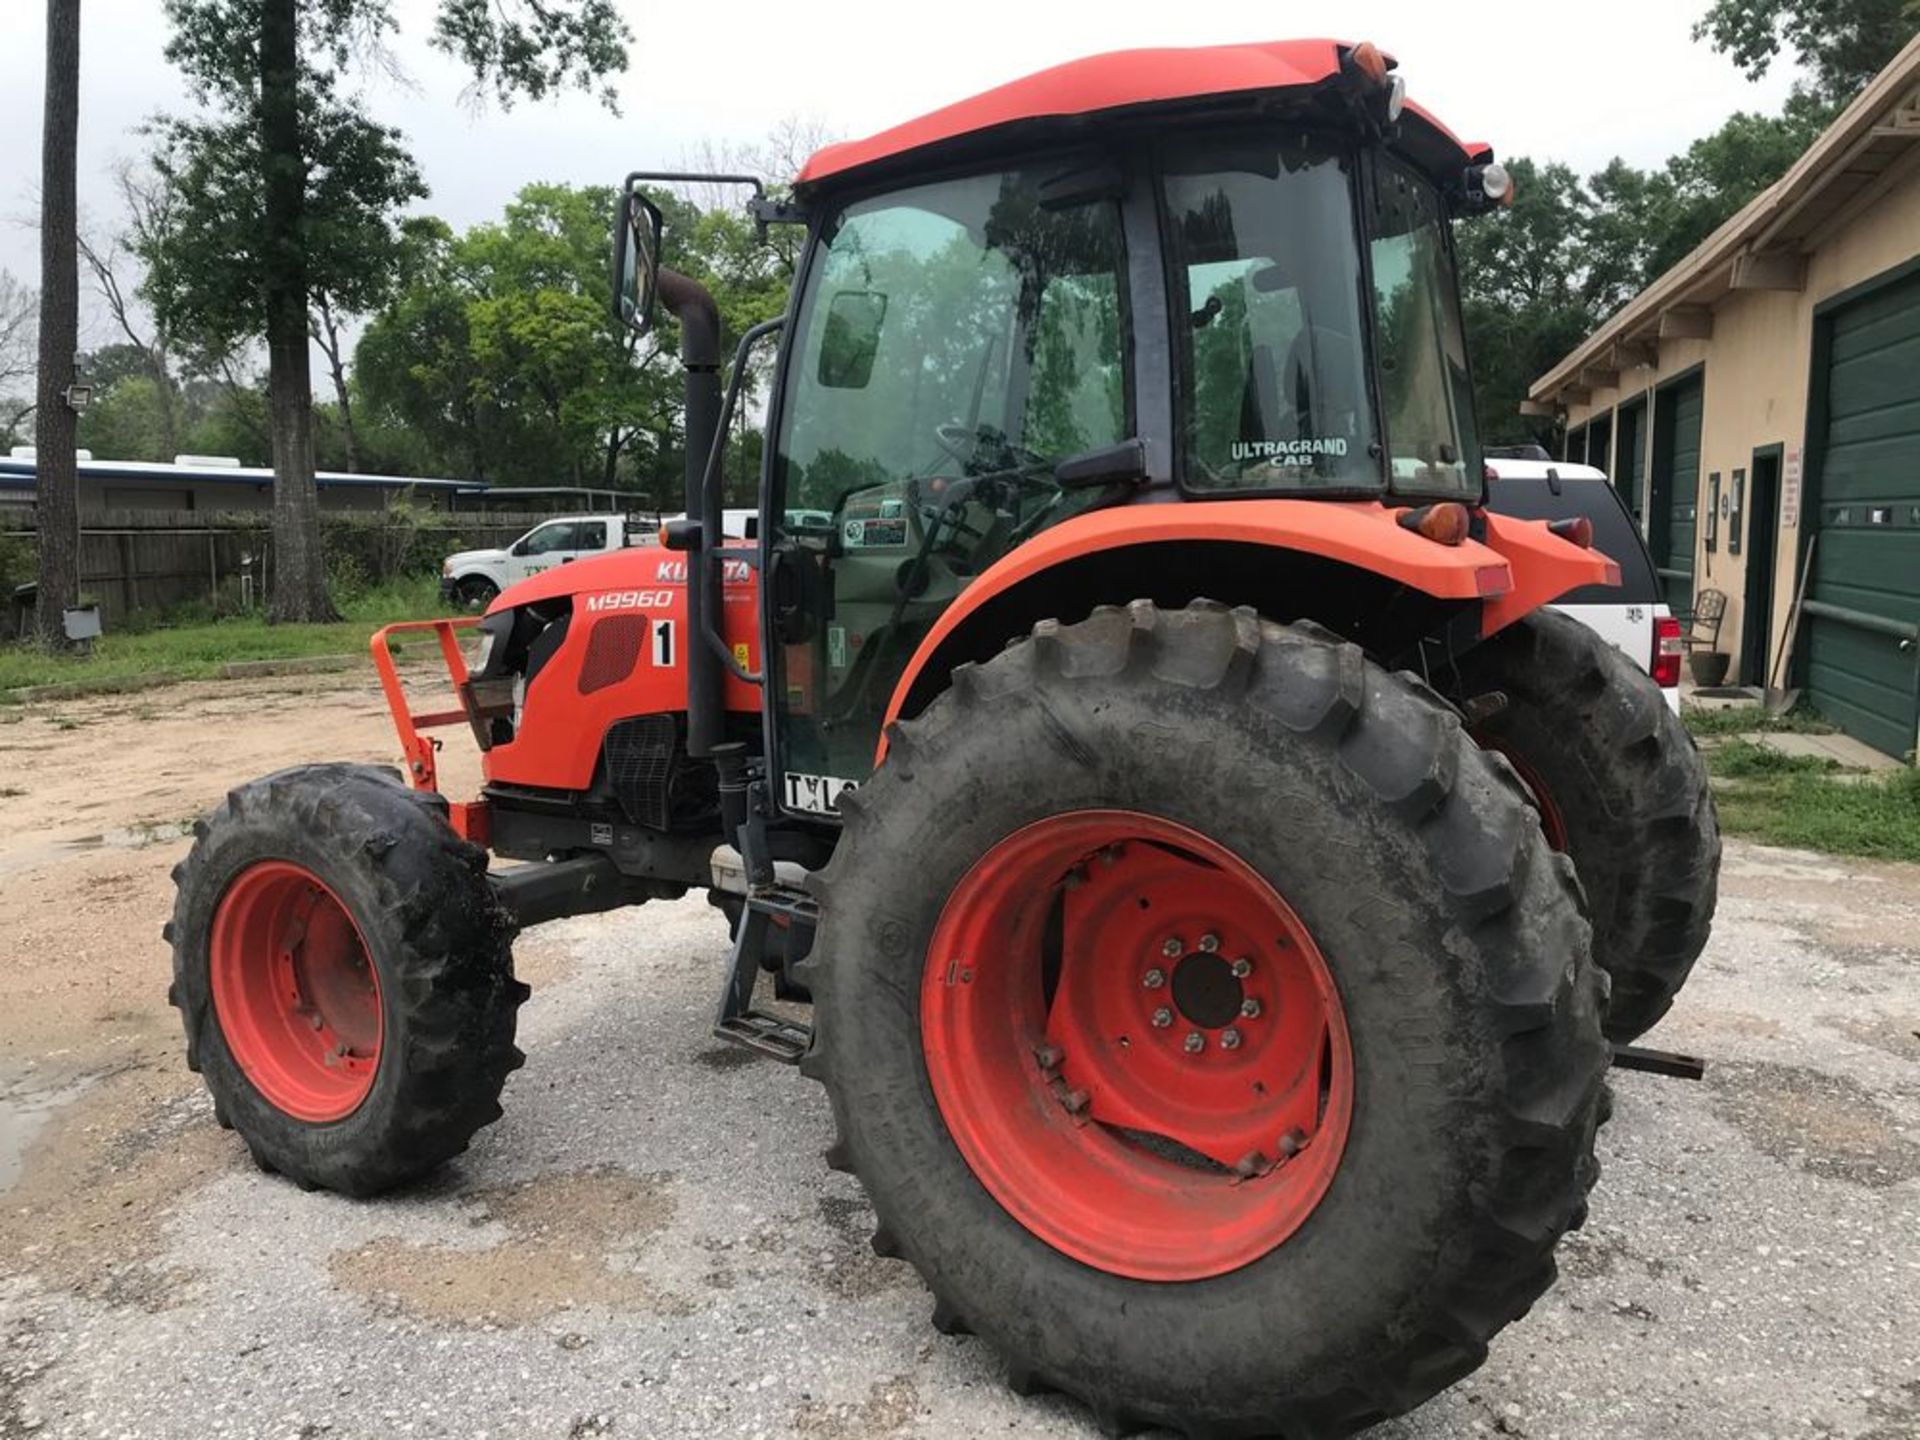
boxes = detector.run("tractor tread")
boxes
[167,763,524,1196]
[1451,608,1720,1040]
[801,601,1609,1439]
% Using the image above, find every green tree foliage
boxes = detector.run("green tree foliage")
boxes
[355,183,788,506]
[139,95,426,357]
[1693,0,1920,105]
[144,0,630,621]
[1464,0,1919,443]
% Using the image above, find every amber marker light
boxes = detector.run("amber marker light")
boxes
[1397,502,1471,546]
[1348,41,1390,87]
[1548,515,1594,548]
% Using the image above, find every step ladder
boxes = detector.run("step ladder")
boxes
[712,885,818,1063]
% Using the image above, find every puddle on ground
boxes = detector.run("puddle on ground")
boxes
[0,821,193,882]
[0,1075,98,1191]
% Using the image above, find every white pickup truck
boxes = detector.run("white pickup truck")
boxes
[441,510,759,611]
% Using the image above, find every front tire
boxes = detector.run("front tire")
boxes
[1455,609,1720,1042]
[167,763,526,1195]
[800,601,1609,1438]
[454,575,500,612]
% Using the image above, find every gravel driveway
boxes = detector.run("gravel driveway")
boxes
[1,676,1916,1439]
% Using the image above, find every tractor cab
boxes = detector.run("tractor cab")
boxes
[615,39,1522,809]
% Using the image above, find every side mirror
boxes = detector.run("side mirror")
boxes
[817,290,888,389]
[612,183,665,335]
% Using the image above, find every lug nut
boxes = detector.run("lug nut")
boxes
[1183,1031,1205,1054]
[1277,1128,1306,1158]
[1061,1088,1090,1115]
[1198,933,1220,952]
[1151,1007,1173,1028]
[1161,937,1182,958]
[1230,957,1253,978]
[1241,998,1262,1019]
[1033,1043,1064,1071]
[1142,968,1166,989]
[1219,1028,1242,1050]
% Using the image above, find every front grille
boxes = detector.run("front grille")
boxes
[603,714,679,830]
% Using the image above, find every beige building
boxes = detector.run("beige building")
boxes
[1528,37,1920,760]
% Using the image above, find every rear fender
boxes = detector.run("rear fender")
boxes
[1477,511,1621,638]
[879,500,1511,742]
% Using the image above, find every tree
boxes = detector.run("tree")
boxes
[1650,100,1830,274]
[1693,0,1920,106]
[0,271,35,445]
[355,181,786,506]
[79,164,186,459]
[1455,159,1602,447]
[149,0,631,622]
[34,0,82,650]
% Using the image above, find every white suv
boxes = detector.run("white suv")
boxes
[1483,458,1682,713]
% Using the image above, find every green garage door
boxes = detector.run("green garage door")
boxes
[1650,377,1703,613]
[1807,271,1920,759]
[1617,398,1647,522]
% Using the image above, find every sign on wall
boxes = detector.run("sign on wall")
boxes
[1782,447,1803,527]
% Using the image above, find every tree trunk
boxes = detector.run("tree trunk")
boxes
[260,0,338,623]
[602,427,623,488]
[312,295,360,473]
[33,0,81,650]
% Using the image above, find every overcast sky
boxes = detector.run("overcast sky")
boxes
[1,0,1801,349]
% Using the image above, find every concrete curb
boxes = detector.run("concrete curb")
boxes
[3,671,183,704]
[220,654,360,679]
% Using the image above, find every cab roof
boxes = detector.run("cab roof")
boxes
[795,38,1490,192]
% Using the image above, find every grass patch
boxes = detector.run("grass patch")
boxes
[1707,743,1920,862]
[1682,703,1836,737]
[1707,739,1839,779]
[0,577,449,696]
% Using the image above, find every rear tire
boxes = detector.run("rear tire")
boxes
[1455,609,1720,1042]
[799,601,1609,1437]
[166,763,526,1196]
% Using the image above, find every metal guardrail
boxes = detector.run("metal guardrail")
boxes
[1800,598,1920,642]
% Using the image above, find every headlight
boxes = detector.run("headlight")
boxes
[473,627,497,672]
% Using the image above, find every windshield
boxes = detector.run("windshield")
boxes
[1367,156,1481,497]
[777,167,1127,515]
[770,165,1129,803]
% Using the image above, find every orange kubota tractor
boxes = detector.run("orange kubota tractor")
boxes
[167,40,1719,1438]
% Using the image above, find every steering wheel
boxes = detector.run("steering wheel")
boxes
[933,421,1053,479]
[933,421,981,468]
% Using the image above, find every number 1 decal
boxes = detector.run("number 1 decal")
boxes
[651,619,676,668]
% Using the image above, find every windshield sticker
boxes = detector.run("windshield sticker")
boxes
[1231,438,1349,461]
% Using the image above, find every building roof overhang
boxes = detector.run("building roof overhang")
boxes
[1528,34,1920,411]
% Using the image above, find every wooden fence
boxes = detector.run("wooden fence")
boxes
[0,508,555,624]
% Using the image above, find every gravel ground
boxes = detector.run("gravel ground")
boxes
[1,677,1917,1439]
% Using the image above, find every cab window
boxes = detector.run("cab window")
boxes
[1165,135,1379,491]
[518,522,577,556]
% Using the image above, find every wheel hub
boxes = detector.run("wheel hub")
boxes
[1167,948,1244,1031]
[209,861,383,1122]
[921,810,1354,1281]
